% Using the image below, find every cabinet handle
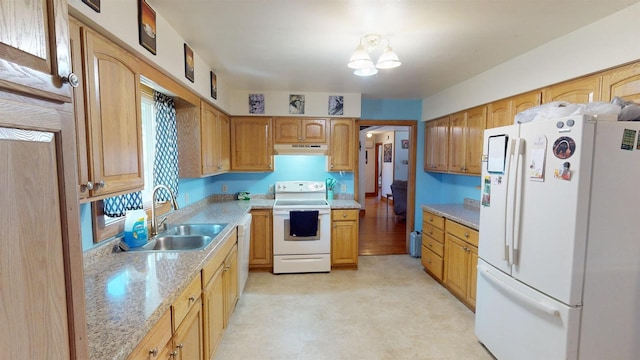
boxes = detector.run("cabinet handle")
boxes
[170,350,178,357]
[94,180,105,189]
[177,343,184,349]
[428,243,432,247]
[149,347,158,356]
[428,230,433,235]
[464,232,469,238]
[61,73,79,88]
[342,213,347,218]
[188,296,196,302]
[427,260,432,264]
[333,224,337,228]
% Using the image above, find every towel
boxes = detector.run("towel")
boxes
[289,210,319,237]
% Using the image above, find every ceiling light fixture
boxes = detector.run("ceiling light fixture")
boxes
[348,34,401,77]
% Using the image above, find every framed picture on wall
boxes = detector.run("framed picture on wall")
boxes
[401,139,409,149]
[210,71,217,99]
[82,0,100,12]
[138,0,156,54]
[184,44,194,82]
[383,143,392,162]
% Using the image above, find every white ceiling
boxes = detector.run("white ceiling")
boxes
[149,0,639,100]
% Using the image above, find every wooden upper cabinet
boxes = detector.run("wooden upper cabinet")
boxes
[601,62,640,103]
[448,111,466,173]
[274,117,327,144]
[424,116,448,172]
[448,107,485,175]
[201,102,230,175]
[465,106,486,174]
[486,98,512,129]
[512,90,541,115]
[0,0,73,102]
[328,118,355,171]
[230,117,273,171]
[82,26,144,198]
[543,74,601,103]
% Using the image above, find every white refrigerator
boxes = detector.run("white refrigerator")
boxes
[475,115,640,360]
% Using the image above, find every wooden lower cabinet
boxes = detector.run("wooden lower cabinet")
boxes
[443,220,479,309]
[203,264,225,360]
[172,297,204,360]
[331,209,359,269]
[223,245,239,326]
[127,310,173,360]
[249,209,273,271]
[421,210,446,281]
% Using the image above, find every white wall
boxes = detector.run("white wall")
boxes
[394,131,409,181]
[379,131,395,197]
[230,91,361,117]
[422,3,640,120]
[68,0,231,111]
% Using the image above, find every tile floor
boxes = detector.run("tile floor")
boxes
[214,255,494,360]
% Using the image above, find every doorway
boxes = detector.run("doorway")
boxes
[355,120,417,256]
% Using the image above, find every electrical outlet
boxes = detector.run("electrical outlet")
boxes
[269,184,275,193]
[222,184,228,193]
[341,184,347,192]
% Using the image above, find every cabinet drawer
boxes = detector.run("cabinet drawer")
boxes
[446,220,479,247]
[172,273,202,332]
[423,210,444,230]
[422,223,444,244]
[422,234,444,257]
[421,246,443,281]
[127,309,172,360]
[332,209,358,221]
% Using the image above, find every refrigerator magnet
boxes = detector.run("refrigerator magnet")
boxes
[621,128,636,151]
[552,136,576,159]
[529,135,547,182]
[553,162,572,181]
[482,176,491,207]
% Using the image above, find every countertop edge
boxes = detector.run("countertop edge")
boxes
[422,204,480,230]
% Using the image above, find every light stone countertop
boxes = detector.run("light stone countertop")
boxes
[422,199,480,230]
[83,195,359,360]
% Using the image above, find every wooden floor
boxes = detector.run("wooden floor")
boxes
[359,195,407,256]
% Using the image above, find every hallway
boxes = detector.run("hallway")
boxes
[359,196,407,256]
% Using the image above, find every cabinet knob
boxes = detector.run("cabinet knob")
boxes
[94,180,105,189]
[188,296,196,302]
[170,350,178,357]
[177,343,184,349]
[464,232,469,238]
[342,213,347,218]
[61,73,79,88]
[427,260,432,264]
[149,347,158,356]
[428,230,433,235]
[428,243,432,247]
[80,181,94,192]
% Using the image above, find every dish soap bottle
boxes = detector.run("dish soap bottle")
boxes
[124,209,148,248]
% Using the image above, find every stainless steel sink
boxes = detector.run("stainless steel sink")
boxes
[136,235,214,251]
[128,223,227,252]
[165,223,227,236]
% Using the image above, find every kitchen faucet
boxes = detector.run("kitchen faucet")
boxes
[150,184,179,237]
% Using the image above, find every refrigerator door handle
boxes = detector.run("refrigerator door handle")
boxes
[502,137,515,263]
[478,264,560,318]
[505,138,523,266]
[511,138,525,266]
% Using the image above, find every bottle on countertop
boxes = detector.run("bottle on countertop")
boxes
[123,209,148,248]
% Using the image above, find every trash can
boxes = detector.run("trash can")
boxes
[409,231,422,258]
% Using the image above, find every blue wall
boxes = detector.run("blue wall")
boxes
[362,99,481,231]
[81,155,353,251]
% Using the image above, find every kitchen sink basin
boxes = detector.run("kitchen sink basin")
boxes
[138,235,213,251]
[128,223,228,252]
[165,223,227,236]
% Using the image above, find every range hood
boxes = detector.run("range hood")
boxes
[273,143,328,155]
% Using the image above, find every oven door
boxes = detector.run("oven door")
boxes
[273,208,331,255]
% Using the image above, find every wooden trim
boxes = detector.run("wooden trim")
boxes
[355,119,417,253]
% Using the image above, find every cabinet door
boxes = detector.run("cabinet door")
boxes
[200,103,218,175]
[512,90,541,116]
[83,28,144,197]
[230,117,273,171]
[223,245,239,327]
[301,119,326,143]
[173,298,204,360]
[487,98,512,129]
[217,113,231,172]
[274,117,301,143]
[68,18,90,200]
[433,117,449,171]
[202,265,225,360]
[249,209,273,270]
[444,235,468,300]
[464,106,486,175]
[543,74,601,103]
[0,0,73,101]
[466,246,478,307]
[127,309,172,360]
[448,111,466,173]
[0,103,87,358]
[331,210,359,268]
[601,62,640,103]
[329,118,354,171]
[423,120,437,170]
